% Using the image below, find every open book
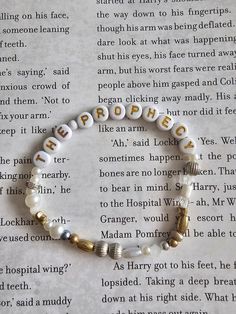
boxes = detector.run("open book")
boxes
[1,1,235,313]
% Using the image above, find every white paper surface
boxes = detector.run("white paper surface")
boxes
[0,1,236,313]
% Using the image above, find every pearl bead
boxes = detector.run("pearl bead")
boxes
[31,167,42,176]
[49,224,65,239]
[43,220,54,231]
[150,244,162,256]
[156,114,174,131]
[43,136,61,154]
[180,184,193,198]
[142,104,159,122]
[122,246,142,258]
[55,124,72,142]
[179,137,197,155]
[126,102,142,120]
[141,245,151,256]
[68,120,78,130]
[25,194,41,208]
[77,112,94,128]
[33,151,51,169]
[26,188,37,195]
[171,122,188,140]
[30,175,40,185]
[92,105,109,122]
[109,103,126,120]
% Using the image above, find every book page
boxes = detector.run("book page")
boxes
[0,0,235,313]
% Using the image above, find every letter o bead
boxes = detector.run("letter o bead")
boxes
[156,115,174,131]
[77,112,94,129]
[55,124,72,142]
[109,103,126,120]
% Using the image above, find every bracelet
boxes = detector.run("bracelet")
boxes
[25,102,200,260]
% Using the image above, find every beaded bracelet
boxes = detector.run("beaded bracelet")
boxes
[25,102,200,260]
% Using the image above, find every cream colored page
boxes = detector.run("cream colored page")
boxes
[0,0,236,313]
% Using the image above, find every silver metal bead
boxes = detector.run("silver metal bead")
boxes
[160,241,170,251]
[108,243,122,260]
[94,241,109,257]
[184,161,200,176]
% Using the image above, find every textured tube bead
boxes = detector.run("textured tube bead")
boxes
[108,243,122,260]
[94,241,109,257]
[77,239,94,252]
[185,161,200,176]
[177,207,189,234]
[122,246,142,258]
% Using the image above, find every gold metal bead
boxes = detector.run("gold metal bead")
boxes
[70,233,80,245]
[177,216,189,234]
[178,207,188,216]
[35,211,48,225]
[170,230,183,242]
[77,239,94,252]
[168,239,178,248]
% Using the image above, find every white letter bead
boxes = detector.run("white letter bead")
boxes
[180,184,193,198]
[55,124,72,142]
[92,105,109,122]
[77,112,94,128]
[25,194,41,208]
[142,104,159,122]
[33,151,51,169]
[109,103,126,120]
[43,137,61,154]
[156,114,174,131]
[179,137,197,155]
[171,122,188,140]
[126,102,142,120]
[122,246,142,258]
